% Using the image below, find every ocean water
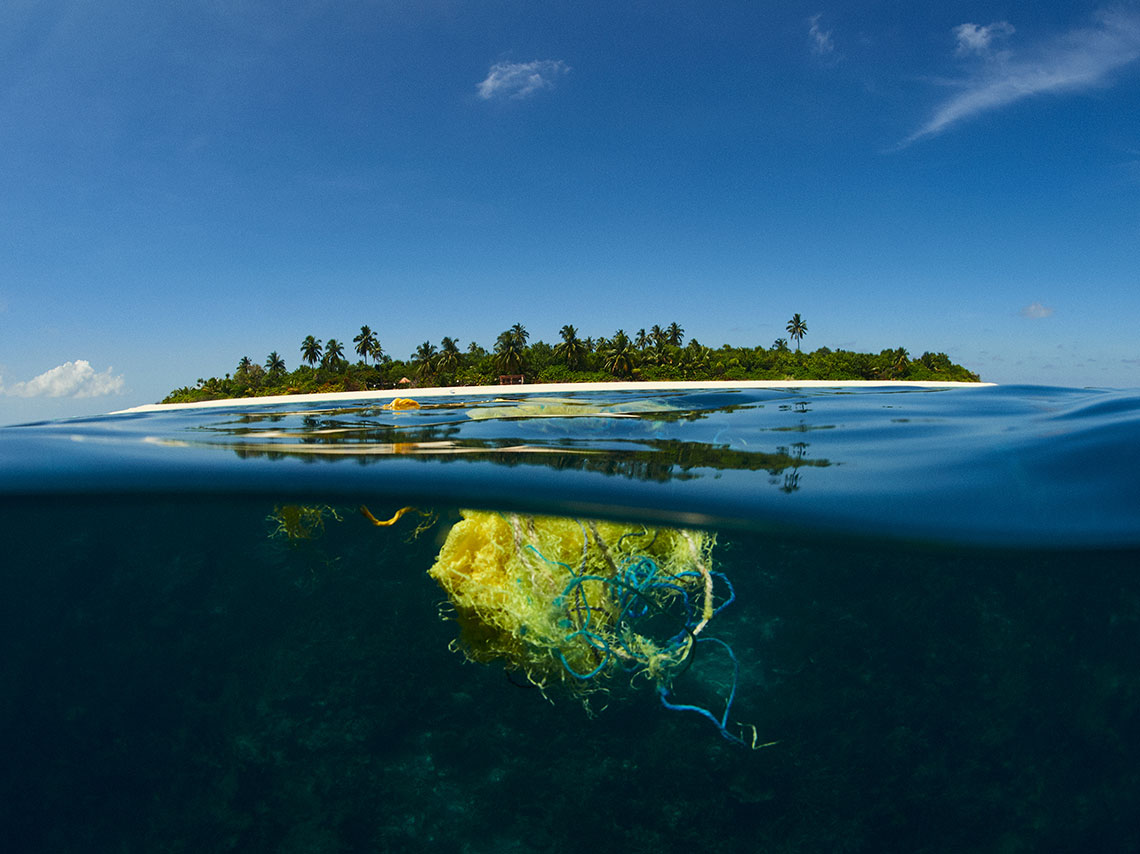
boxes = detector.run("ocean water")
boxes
[2,383,1139,853]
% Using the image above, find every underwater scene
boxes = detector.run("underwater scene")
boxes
[2,384,1140,853]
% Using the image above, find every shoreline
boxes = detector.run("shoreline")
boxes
[115,379,996,414]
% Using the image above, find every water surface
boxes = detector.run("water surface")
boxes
[2,384,1138,853]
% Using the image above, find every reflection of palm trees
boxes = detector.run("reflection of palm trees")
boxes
[188,392,833,496]
[775,442,808,492]
[216,426,829,492]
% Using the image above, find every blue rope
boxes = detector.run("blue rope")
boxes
[709,571,736,616]
[657,636,746,745]
[523,543,577,577]
[558,628,612,680]
[520,523,749,745]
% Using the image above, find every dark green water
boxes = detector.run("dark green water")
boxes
[2,385,1139,852]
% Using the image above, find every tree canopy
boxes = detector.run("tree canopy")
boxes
[162,318,981,403]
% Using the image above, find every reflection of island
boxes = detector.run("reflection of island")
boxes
[773,442,809,493]
[222,436,830,485]
[166,396,833,491]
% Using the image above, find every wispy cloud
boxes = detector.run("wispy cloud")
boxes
[1,360,125,398]
[808,14,835,57]
[954,21,1015,56]
[1020,301,1055,319]
[477,60,570,101]
[903,9,1140,146]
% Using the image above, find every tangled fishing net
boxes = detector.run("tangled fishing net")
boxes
[428,510,754,744]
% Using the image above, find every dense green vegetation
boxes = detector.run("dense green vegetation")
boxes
[162,318,980,403]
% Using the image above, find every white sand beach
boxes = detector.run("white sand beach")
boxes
[116,379,995,414]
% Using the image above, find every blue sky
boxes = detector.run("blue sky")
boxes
[2,0,1139,424]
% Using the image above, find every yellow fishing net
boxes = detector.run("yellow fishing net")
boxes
[268,503,758,744]
[427,510,720,695]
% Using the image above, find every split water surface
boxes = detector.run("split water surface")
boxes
[2,384,1138,852]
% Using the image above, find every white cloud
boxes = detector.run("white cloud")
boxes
[954,21,1015,55]
[903,10,1140,146]
[477,60,570,101]
[1020,301,1055,319]
[1,360,126,398]
[808,14,835,56]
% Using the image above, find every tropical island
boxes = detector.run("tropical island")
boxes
[161,316,980,404]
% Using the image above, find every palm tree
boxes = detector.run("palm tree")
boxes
[369,340,385,364]
[353,326,377,364]
[265,351,286,375]
[603,330,637,377]
[889,347,910,378]
[414,341,438,380]
[635,328,649,350]
[786,314,808,351]
[494,329,525,376]
[301,336,322,367]
[772,338,790,352]
[649,325,673,366]
[323,338,345,370]
[555,324,586,369]
[666,322,684,347]
[681,342,711,377]
[236,355,253,372]
[919,351,949,373]
[436,337,460,375]
[509,323,529,347]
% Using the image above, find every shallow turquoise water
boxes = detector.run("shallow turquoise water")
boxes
[2,385,1139,852]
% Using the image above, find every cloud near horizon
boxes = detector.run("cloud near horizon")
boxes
[1,360,126,398]
[477,60,570,100]
[903,9,1140,146]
